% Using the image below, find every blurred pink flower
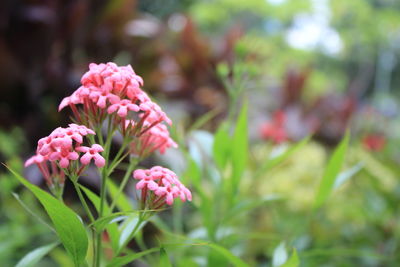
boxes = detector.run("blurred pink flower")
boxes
[260,110,288,144]
[362,134,386,152]
[131,122,178,157]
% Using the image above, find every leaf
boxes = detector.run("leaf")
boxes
[264,136,310,171]
[189,108,220,132]
[206,243,249,267]
[231,102,248,189]
[213,122,231,170]
[106,247,159,267]
[224,194,282,222]
[12,193,55,232]
[334,163,363,189]
[16,242,59,267]
[159,247,172,267]
[108,179,132,212]
[8,167,88,266]
[280,249,299,267]
[118,214,146,251]
[314,132,350,209]
[79,184,120,252]
[273,242,288,267]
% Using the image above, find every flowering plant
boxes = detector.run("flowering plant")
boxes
[10,63,191,266]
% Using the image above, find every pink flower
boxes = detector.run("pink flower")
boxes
[59,62,172,136]
[76,144,105,167]
[133,169,159,190]
[107,99,139,117]
[132,123,177,156]
[49,149,79,168]
[260,110,288,144]
[25,154,46,167]
[139,101,172,125]
[133,166,191,208]
[25,124,104,187]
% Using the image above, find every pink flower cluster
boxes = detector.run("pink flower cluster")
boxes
[129,122,178,156]
[59,62,171,127]
[133,166,191,207]
[25,124,105,185]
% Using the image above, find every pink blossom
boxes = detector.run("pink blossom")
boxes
[107,99,139,117]
[25,124,104,187]
[133,166,191,208]
[58,62,172,136]
[50,149,79,168]
[25,154,46,167]
[132,123,177,156]
[76,144,105,167]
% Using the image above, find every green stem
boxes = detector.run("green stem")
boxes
[72,180,95,223]
[109,158,139,212]
[117,214,145,255]
[95,167,107,267]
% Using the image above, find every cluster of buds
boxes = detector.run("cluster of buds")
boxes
[133,166,192,209]
[25,124,105,186]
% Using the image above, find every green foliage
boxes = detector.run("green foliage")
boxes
[16,242,59,267]
[8,167,88,266]
[314,132,350,209]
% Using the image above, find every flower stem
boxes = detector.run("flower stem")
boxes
[109,157,138,212]
[72,180,95,223]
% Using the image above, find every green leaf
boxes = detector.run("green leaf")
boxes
[280,249,299,267]
[206,243,249,267]
[263,136,310,172]
[8,167,88,266]
[118,214,146,251]
[16,242,59,267]
[106,247,159,267]
[12,193,55,232]
[333,163,363,189]
[159,247,172,267]
[213,122,231,170]
[314,132,350,209]
[108,180,132,211]
[231,102,248,188]
[189,108,220,132]
[79,184,120,252]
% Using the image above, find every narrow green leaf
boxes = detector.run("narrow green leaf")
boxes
[333,163,363,189]
[8,167,88,266]
[189,108,220,132]
[79,184,120,252]
[232,102,248,188]
[263,136,310,173]
[213,122,231,170]
[106,247,159,267]
[314,132,350,209]
[206,243,249,267]
[16,242,59,267]
[280,249,299,267]
[12,193,55,232]
[108,180,132,211]
[159,247,172,267]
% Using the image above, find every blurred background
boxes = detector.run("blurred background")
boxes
[1,0,400,266]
